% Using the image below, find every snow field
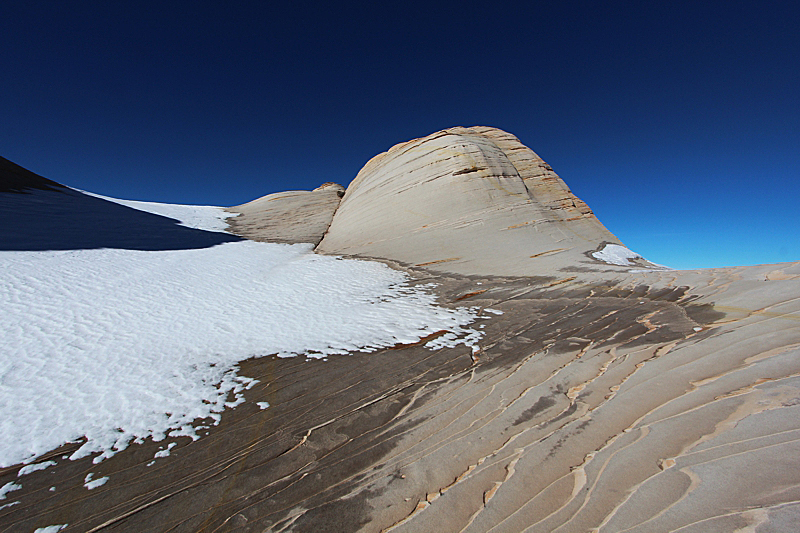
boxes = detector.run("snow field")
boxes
[0,194,484,468]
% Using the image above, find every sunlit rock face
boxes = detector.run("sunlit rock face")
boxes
[317,126,651,275]
[226,182,344,245]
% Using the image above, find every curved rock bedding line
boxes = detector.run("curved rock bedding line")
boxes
[317,127,658,276]
[225,182,346,246]
[4,262,798,532]
[2,128,799,532]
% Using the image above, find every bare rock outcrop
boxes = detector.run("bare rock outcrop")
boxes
[225,182,344,245]
[317,126,656,275]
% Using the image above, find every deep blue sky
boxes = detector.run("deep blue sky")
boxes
[2,1,798,269]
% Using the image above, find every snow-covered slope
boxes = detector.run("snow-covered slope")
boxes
[0,188,483,467]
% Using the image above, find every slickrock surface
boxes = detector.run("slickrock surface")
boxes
[226,182,345,245]
[317,127,659,276]
[3,129,800,532]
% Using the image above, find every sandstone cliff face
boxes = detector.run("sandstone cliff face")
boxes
[316,127,636,275]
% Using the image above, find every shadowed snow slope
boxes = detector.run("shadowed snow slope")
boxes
[0,156,66,193]
[0,187,242,251]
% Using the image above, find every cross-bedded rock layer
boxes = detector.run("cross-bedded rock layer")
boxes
[2,129,799,532]
[317,127,645,276]
[225,183,345,246]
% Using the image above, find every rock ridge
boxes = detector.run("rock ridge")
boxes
[224,125,639,276]
[3,140,800,533]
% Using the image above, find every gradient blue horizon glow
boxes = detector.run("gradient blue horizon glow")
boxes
[2,1,797,270]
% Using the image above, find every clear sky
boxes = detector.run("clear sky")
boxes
[2,1,798,270]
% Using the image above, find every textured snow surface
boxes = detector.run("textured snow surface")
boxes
[0,190,482,467]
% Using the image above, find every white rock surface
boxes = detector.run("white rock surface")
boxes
[226,182,344,245]
[317,127,656,275]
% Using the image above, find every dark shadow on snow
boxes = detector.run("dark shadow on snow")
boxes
[0,186,242,252]
[0,155,67,193]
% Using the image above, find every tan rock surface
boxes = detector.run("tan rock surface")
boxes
[2,131,799,533]
[362,261,800,533]
[226,182,344,245]
[317,127,657,276]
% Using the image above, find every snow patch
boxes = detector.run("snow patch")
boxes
[154,443,177,459]
[425,326,483,354]
[0,192,484,467]
[18,460,56,477]
[0,482,21,499]
[34,525,68,533]
[84,473,109,490]
[256,402,270,410]
[593,243,672,270]
[592,244,642,266]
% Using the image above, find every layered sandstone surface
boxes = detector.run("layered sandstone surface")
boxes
[317,126,657,275]
[2,130,799,533]
[226,182,345,245]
